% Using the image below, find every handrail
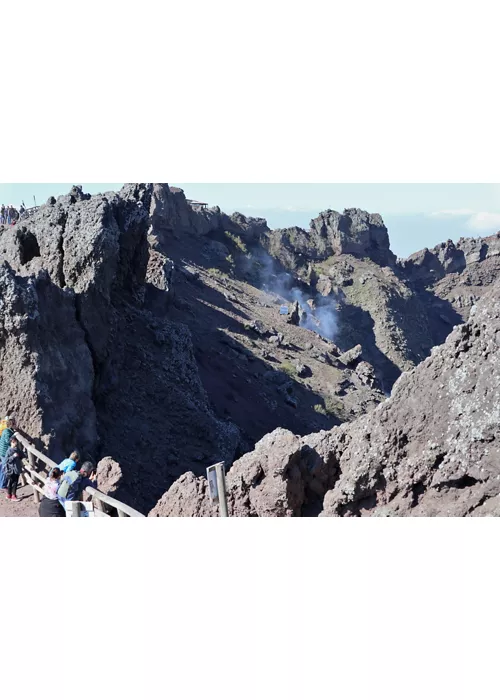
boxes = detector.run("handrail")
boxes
[14,432,145,518]
[85,486,144,518]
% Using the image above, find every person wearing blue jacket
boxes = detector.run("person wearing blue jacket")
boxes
[56,450,80,474]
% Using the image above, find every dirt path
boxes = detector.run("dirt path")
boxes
[0,485,38,517]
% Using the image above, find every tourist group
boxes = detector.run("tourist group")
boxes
[0,416,97,517]
[0,203,26,225]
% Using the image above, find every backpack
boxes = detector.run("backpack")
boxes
[58,470,81,499]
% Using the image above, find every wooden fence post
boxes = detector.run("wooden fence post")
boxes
[28,451,40,504]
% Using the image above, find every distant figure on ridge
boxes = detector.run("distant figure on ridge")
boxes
[0,204,5,225]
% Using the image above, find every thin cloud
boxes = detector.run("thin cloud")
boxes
[428,209,475,218]
[466,212,500,232]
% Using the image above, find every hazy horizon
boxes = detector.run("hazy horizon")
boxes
[1,183,499,258]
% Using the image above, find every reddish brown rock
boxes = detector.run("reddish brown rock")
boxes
[95,456,123,496]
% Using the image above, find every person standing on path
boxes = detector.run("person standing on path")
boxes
[3,436,24,502]
[0,417,16,490]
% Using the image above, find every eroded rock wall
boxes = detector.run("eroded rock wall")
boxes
[154,278,500,517]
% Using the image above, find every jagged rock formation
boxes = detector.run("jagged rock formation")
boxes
[401,233,500,323]
[262,209,396,270]
[0,184,239,512]
[260,210,436,387]
[0,263,97,457]
[2,183,499,517]
[259,211,500,390]
[400,234,500,286]
[154,278,500,517]
[143,189,386,450]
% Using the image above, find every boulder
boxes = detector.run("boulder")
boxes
[286,300,301,325]
[95,456,123,495]
[338,344,363,366]
[295,363,310,378]
[354,361,377,388]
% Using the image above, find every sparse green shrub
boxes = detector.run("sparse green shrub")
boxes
[281,361,296,377]
[314,397,344,417]
[324,396,343,415]
[224,231,248,254]
[206,267,228,279]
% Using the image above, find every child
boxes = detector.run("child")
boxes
[3,436,24,502]
[44,468,62,500]
[39,468,65,517]
[57,450,80,473]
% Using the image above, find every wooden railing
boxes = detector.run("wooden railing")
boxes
[14,433,145,518]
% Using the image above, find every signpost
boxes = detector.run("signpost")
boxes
[206,462,228,517]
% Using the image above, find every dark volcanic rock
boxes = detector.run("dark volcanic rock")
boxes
[310,209,396,267]
[338,344,363,366]
[400,232,500,326]
[286,300,301,325]
[263,208,396,269]
[0,263,97,459]
[156,279,500,517]
[220,211,269,244]
[0,184,240,512]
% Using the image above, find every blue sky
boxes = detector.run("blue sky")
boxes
[1,183,499,258]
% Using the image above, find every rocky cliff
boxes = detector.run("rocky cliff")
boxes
[262,208,396,270]
[153,277,500,517]
[401,233,500,322]
[2,184,498,516]
[0,185,239,512]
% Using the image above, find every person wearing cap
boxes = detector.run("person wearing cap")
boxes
[0,417,16,490]
[57,461,97,510]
